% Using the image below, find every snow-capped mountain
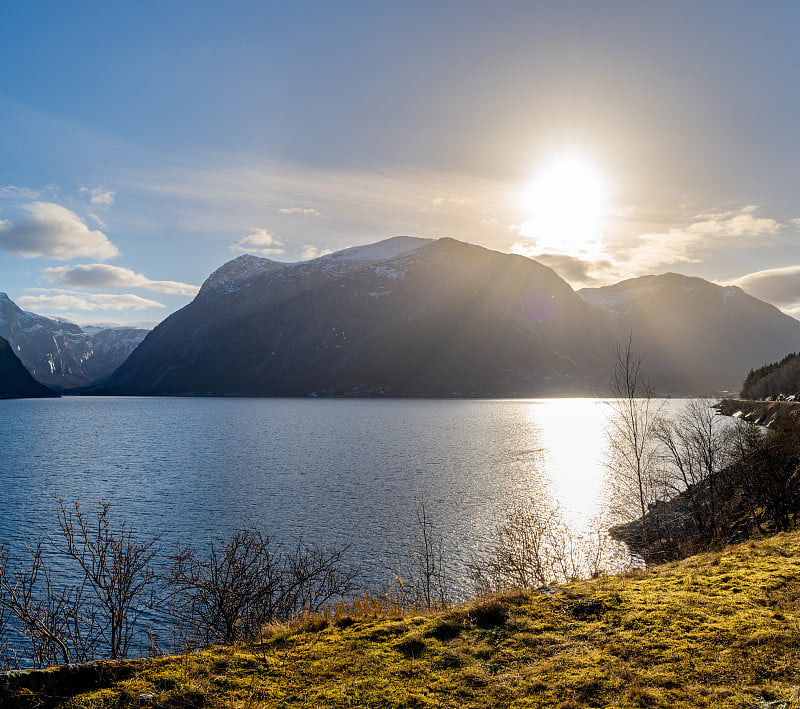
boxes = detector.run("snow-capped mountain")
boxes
[88,241,800,397]
[579,273,800,392]
[195,237,433,302]
[0,335,57,399]
[195,254,287,301]
[81,326,153,383]
[322,236,433,262]
[96,237,610,396]
[0,293,150,389]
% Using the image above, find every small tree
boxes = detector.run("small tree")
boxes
[727,419,769,535]
[728,422,800,532]
[605,338,664,557]
[656,398,734,543]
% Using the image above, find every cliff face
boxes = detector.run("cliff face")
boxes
[0,293,149,389]
[0,335,58,399]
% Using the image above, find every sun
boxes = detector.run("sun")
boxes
[518,154,609,257]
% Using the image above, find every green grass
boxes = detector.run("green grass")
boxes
[23,531,800,708]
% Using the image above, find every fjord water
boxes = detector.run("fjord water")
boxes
[0,397,690,593]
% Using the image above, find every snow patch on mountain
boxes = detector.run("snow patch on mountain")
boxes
[373,266,405,280]
[0,292,150,388]
[578,282,662,312]
[323,236,433,263]
[198,254,286,299]
[722,287,742,306]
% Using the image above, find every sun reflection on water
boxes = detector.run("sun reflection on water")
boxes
[524,398,612,531]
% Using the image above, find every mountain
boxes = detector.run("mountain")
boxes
[579,273,800,392]
[0,335,57,399]
[81,326,156,383]
[96,237,612,396]
[91,242,800,398]
[0,293,150,389]
[195,254,287,301]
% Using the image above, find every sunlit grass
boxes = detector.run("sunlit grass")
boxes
[27,530,800,708]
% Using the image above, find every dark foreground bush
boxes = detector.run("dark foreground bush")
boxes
[0,504,357,668]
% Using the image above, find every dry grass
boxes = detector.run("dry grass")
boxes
[14,530,800,708]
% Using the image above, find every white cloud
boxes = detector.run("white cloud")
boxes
[731,265,800,309]
[299,244,333,260]
[0,202,119,260]
[509,244,612,286]
[277,206,322,216]
[508,203,791,288]
[80,187,115,207]
[0,185,45,200]
[18,291,165,312]
[118,161,516,253]
[43,263,199,295]
[625,229,701,271]
[685,205,781,239]
[623,205,785,273]
[427,195,469,209]
[231,228,286,256]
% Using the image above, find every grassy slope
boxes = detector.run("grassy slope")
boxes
[52,532,800,708]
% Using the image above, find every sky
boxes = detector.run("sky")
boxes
[2,1,800,326]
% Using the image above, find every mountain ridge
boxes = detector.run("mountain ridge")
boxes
[0,293,150,389]
[82,238,800,397]
[579,272,800,392]
[95,237,612,396]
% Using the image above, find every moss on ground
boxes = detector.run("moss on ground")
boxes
[19,531,800,708]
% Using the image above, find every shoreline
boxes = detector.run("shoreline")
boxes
[715,397,800,430]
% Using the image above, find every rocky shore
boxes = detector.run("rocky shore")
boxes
[715,397,800,430]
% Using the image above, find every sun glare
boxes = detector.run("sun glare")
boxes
[518,155,609,257]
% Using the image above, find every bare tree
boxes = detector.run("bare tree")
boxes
[408,499,451,609]
[656,398,734,541]
[605,338,664,555]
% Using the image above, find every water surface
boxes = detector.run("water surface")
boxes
[0,396,691,591]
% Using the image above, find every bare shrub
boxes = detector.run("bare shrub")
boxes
[470,498,612,594]
[391,499,452,611]
[0,540,80,668]
[164,524,358,646]
[0,501,159,667]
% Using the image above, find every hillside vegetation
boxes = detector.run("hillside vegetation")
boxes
[10,530,800,709]
[743,352,800,399]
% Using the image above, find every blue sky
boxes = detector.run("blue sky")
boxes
[2,1,800,325]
